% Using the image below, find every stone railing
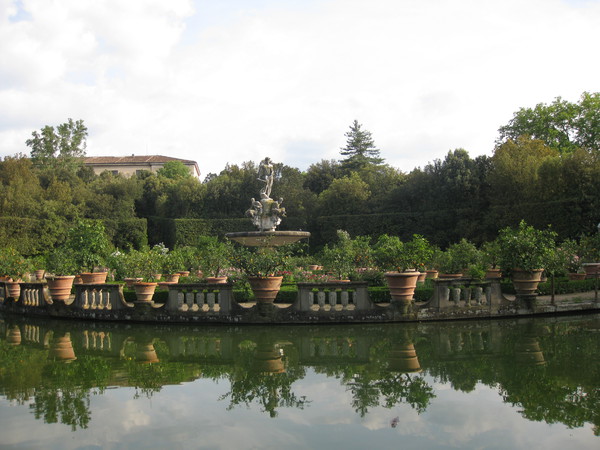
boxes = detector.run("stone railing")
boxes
[73,283,132,311]
[295,282,373,312]
[422,278,506,311]
[165,283,235,314]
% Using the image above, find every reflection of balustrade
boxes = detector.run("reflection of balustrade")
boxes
[6,325,21,346]
[165,283,234,314]
[82,330,112,352]
[295,282,372,312]
[73,284,130,311]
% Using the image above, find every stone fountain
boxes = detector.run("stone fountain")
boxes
[225,157,310,246]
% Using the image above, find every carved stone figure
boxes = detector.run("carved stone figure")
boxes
[257,157,274,199]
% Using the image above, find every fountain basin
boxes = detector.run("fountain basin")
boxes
[225,231,310,247]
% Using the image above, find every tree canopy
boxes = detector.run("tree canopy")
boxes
[26,118,88,172]
[496,92,600,153]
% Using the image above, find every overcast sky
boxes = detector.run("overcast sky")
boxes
[1,0,599,177]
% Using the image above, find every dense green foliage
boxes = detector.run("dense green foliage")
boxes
[2,98,600,258]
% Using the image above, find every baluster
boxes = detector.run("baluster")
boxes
[185,292,195,311]
[97,289,105,310]
[177,291,186,311]
[340,290,349,309]
[91,289,98,309]
[206,291,214,311]
[317,290,326,310]
[308,290,315,309]
[328,291,337,309]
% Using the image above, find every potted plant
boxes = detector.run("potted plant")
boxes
[579,232,600,278]
[373,234,433,307]
[198,236,233,283]
[233,244,290,306]
[125,248,163,303]
[161,248,185,283]
[560,239,585,280]
[320,230,357,281]
[497,220,557,297]
[0,248,33,299]
[45,247,79,302]
[64,220,112,284]
[481,240,502,279]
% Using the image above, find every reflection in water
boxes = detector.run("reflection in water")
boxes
[1,313,600,438]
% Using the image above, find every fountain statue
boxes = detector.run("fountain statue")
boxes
[226,157,310,246]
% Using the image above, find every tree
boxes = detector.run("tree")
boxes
[339,120,384,172]
[497,92,600,153]
[318,172,371,216]
[157,161,192,179]
[26,118,88,171]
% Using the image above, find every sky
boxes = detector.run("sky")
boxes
[1,0,600,178]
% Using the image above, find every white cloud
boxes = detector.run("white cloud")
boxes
[1,0,599,176]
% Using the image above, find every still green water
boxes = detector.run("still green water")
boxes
[0,312,598,449]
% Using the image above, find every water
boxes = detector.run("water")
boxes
[1,312,599,449]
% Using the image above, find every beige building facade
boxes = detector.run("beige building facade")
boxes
[84,155,200,178]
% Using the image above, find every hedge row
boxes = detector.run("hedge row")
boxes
[0,216,147,256]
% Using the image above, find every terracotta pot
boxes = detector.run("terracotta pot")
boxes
[425,270,439,279]
[178,271,190,277]
[439,273,463,279]
[511,269,543,296]
[567,273,586,281]
[133,282,158,303]
[485,268,502,279]
[248,276,283,304]
[582,263,600,279]
[385,271,420,302]
[79,272,108,284]
[5,281,21,299]
[124,277,143,288]
[206,276,228,284]
[34,269,46,281]
[417,272,427,283]
[164,274,181,283]
[308,264,320,271]
[46,276,75,302]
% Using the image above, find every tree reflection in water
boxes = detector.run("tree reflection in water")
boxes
[0,313,599,435]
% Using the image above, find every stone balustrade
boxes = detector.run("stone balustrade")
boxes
[295,282,372,312]
[73,283,131,311]
[165,283,235,314]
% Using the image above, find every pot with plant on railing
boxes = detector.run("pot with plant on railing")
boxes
[0,248,33,300]
[64,220,112,284]
[579,229,600,279]
[123,247,163,303]
[45,248,78,302]
[197,236,233,284]
[320,230,359,282]
[234,243,290,309]
[497,220,557,302]
[160,247,184,285]
[481,239,502,279]
[560,239,585,281]
[373,234,433,313]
